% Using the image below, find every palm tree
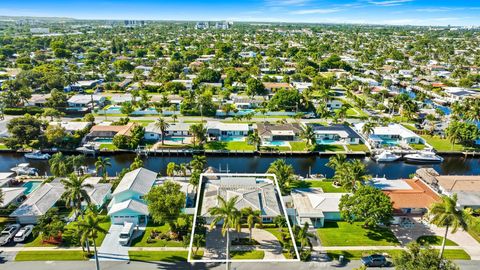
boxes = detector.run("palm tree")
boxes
[77,213,109,270]
[61,173,93,251]
[326,154,347,170]
[267,159,295,195]
[301,125,317,150]
[294,222,315,251]
[241,207,262,242]
[193,234,205,256]
[172,114,178,123]
[316,103,331,119]
[247,130,262,151]
[361,122,376,137]
[428,194,476,260]
[209,196,240,269]
[446,121,462,150]
[0,189,3,206]
[49,152,69,177]
[155,117,170,145]
[94,157,111,181]
[189,123,207,147]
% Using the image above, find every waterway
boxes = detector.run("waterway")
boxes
[2,153,480,179]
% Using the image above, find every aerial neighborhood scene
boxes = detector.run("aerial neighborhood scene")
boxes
[1,0,480,269]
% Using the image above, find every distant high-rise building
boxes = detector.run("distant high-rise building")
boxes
[30,28,50,34]
[124,20,145,27]
[195,21,209,30]
[215,21,231,30]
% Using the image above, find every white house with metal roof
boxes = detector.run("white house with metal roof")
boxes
[107,167,157,225]
[205,121,250,140]
[0,187,26,208]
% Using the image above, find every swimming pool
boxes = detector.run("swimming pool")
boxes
[220,136,245,142]
[263,141,289,147]
[164,137,185,142]
[381,139,400,146]
[22,181,42,195]
[93,138,113,143]
[316,138,338,144]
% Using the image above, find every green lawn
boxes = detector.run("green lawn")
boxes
[417,235,458,246]
[326,249,470,260]
[346,107,368,118]
[289,141,308,151]
[346,144,369,152]
[205,141,255,151]
[99,143,118,151]
[316,144,345,152]
[290,180,347,193]
[15,251,88,261]
[131,223,184,247]
[317,222,399,247]
[230,250,265,260]
[410,143,426,150]
[0,143,10,150]
[130,120,155,126]
[129,251,191,262]
[421,135,466,151]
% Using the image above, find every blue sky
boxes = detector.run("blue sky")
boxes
[1,0,480,26]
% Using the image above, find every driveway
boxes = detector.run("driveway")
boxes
[96,224,129,261]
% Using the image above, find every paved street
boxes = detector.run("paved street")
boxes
[0,259,479,270]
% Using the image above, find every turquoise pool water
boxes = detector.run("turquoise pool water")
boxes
[220,136,245,142]
[381,139,399,146]
[316,138,338,144]
[263,141,289,147]
[94,138,113,143]
[22,181,42,195]
[164,137,185,142]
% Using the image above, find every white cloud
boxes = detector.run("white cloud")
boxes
[368,0,413,7]
[291,8,342,14]
[265,0,311,6]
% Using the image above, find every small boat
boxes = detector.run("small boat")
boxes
[76,143,98,155]
[404,150,444,163]
[24,150,51,160]
[374,151,401,162]
[11,163,38,176]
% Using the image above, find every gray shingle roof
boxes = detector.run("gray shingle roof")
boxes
[112,168,157,196]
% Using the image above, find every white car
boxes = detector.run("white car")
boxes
[0,224,21,246]
[14,225,34,242]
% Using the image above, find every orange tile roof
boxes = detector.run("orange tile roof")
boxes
[383,179,440,210]
[89,122,135,136]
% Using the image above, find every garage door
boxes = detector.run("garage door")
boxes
[111,215,138,225]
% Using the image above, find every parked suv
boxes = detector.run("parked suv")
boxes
[14,225,34,242]
[361,254,388,267]
[0,224,21,246]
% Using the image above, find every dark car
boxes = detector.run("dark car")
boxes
[361,254,388,267]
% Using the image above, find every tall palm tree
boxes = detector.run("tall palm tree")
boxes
[155,117,170,145]
[316,103,331,119]
[189,123,207,147]
[61,173,93,252]
[49,152,69,177]
[446,121,462,150]
[77,213,109,270]
[294,222,314,251]
[267,159,295,195]
[209,196,240,270]
[428,194,476,260]
[241,207,262,242]
[326,154,347,170]
[94,157,111,181]
[247,130,262,151]
[301,125,317,150]
[361,122,376,137]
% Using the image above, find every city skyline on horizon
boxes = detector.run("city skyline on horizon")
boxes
[1,0,480,27]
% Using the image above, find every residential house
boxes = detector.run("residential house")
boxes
[206,121,250,139]
[49,121,91,134]
[26,94,51,107]
[65,79,102,92]
[354,123,424,148]
[10,182,65,224]
[200,174,283,223]
[263,82,293,93]
[85,122,136,141]
[67,94,106,110]
[144,122,192,141]
[309,124,362,145]
[0,187,26,208]
[416,168,480,209]
[108,168,157,225]
[257,122,303,142]
[290,188,346,228]
[370,178,440,224]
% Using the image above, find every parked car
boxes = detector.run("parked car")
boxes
[361,254,388,267]
[0,224,21,246]
[14,225,34,242]
[118,222,135,246]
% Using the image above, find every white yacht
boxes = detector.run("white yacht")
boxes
[24,150,51,160]
[10,163,38,176]
[76,143,98,156]
[374,150,401,162]
[404,150,444,163]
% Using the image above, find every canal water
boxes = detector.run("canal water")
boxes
[2,153,480,179]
